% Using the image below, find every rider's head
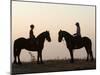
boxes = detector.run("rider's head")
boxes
[30,24,34,29]
[75,22,79,27]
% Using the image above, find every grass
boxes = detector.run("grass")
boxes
[11,59,96,75]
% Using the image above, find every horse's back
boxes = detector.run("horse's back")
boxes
[14,37,28,47]
[14,37,26,43]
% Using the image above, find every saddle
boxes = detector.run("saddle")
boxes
[29,38,39,50]
[73,36,82,48]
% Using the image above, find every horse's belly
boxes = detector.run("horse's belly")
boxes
[25,48,37,51]
[74,43,83,49]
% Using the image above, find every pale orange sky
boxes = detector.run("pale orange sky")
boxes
[12,1,95,62]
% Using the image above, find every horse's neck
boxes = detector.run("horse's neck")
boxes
[37,33,45,42]
[63,32,72,43]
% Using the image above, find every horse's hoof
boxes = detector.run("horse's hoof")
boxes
[37,62,40,64]
[18,62,22,65]
[91,58,94,61]
[70,60,74,63]
[86,59,89,61]
[41,62,44,64]
[13,61,17,64]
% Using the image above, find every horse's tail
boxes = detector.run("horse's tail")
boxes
[14,41,17,59]
[88,38,94,60]
[89,39,94,60]
[13,40,17,63]
[83,37,93,60]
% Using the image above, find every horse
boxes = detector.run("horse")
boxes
[13,31,51,64]
[58,30,93,63]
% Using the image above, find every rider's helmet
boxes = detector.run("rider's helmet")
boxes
[30,24,34,29]
[75,22,79,27]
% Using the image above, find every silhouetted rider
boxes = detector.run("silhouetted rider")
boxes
[73,22,81,37]
[29,24,36,49]
[29,24,35,39]
[73,22,81,48]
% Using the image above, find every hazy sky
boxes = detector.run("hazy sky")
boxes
[12,1,95,62]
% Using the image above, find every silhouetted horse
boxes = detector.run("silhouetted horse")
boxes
[13,31,51,64]
[58,30,93,63]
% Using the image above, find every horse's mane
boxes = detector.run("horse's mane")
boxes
[62,30,73,38]
[36,31,46,39]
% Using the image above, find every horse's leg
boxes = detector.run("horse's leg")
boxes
[88,40,94,61]
[87,53,89,61]
[85,47,89,61]
[13,48,17,64]
[14,55,17,64]
[17,49,22,64]
[37,51,43,64]
[37,51,40,64]
[89,49,94,61]
[69,49,74,63]
[40,51,43,64]
[85,45,93,61]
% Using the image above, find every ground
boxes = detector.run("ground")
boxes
[11,59,96,75]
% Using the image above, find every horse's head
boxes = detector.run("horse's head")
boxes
[44,31,51,42]
[58,30,63,42]
[58,30,73,43]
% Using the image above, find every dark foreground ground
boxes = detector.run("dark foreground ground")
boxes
[12,59,96,75]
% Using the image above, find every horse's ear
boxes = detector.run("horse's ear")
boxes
[46,30,49,33]
[47,30,49,32]
[60,29,62,31]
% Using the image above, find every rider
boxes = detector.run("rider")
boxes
[29,24,36,49]
[73,22,81,38]
[29,24,35,39]
[73,22,81,47]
